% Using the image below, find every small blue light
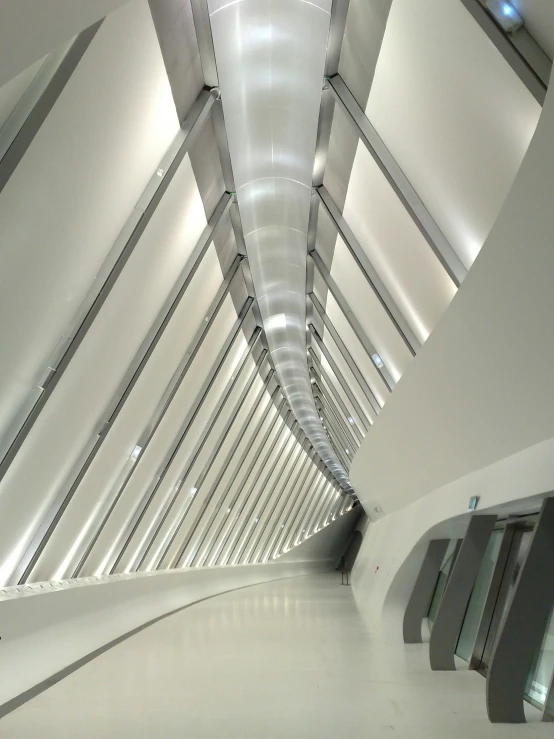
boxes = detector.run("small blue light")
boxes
[503,3,514,17]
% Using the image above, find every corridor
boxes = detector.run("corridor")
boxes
[1,573,550,738]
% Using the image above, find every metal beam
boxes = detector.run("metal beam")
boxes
[237,424,300,564]
[458,0,548,104]
[149,346,268,571]
[256,443,312,563]
[327,75,467,288]
[223,411,293,565]
[310,250,396,386]
[134,331,264,572]
[270,460,319,559]
[190,0,218,88]
[310,290,391,394]
[317,185,420,353]
[10,193,235,585]
[312,380,360,450]
[203,400,288,567]
[190,386,282,567]
[309,349,364,443]
[314,404,350,471]
[72,295,255,578]
[0,88,216,487]
[309,322,377,421]
[173,369,275,568]
[314,389,359,454]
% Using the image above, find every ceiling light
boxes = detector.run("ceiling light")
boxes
[372,353,384,369]
[486,0,523,32]
[348,417,355,425]
[265,313,287,332]
[190,487,197,496]
[130,445,142,460]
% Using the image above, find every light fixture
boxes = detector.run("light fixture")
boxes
[345,449,349,455]
[227,508,231,513]
[348,417,355,425]
[190,487,197,496]
[486,0,523,32]
[156,168,164,177]
[265,313,287,332]
[372,353,384,369]
[130,445,142,461]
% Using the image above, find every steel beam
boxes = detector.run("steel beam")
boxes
[309,322,376,422]
[173,369,275,568]
[190,387,282,567]
[317,184,420,353]
[133,331,264,572]
[72,296,255,578]
[327,75,467,287]
[313,383,360,451]
[0,88,217,488]
[10,193,235,585]
[309,349,364,442]
[310,290,390,395]
[309,250,396,387]
[458,0,548,104]
[204,401,287,566]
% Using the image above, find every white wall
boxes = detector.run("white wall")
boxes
[0,0,133,87]
[0,559,334,708]
[350,48,554,638]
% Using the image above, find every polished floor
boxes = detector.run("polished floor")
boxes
[1,573,550,738]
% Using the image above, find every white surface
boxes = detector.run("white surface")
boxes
[512,0,554,59]
[0,0,179,467]
[350,62,554,638]
[367,0,540,269]
[350,53,554,519]
[0,0,133,87]
[0,55,44,131]
[209,0,350,489]
[0,562,335,710]
[1,573,550,738]
[342,142,457,344]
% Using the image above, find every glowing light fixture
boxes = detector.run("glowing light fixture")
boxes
[190,487,197,496]
[130,445,142,460]
[372,353,384,369]
[486,0,523,32]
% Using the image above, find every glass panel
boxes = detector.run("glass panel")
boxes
[427,540,459,629]
[456,529,503,661]
[525,603,554,707]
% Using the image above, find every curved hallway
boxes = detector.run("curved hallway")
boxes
[1,573,550,738]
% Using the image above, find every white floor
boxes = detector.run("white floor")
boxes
[0,573,550,738]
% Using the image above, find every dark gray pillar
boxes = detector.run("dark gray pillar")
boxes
[403,539,450,644]
[487,497,554,723]
[429,515,497,670]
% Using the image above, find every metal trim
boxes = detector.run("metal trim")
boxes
[190,0,218,88]
[403,539,450,644]
[313,381,360,450]
[458,0,548,104]
[151,346,269,571]
[309,349,364,442]
[309,322,376,422]
[309,250,396,387]
[190,387,283,567]
[327,75,467,287]
[203,400,288,567]
[238,425,300,564]
[72,296,255,578]
[223,411,293,566]
[172,368,275,568]
[0,88,217,488]
[317,185,420,353]
[132,331,264,572]
[310,290,390,396]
